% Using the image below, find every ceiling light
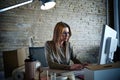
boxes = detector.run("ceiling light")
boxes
[40,0,56,10]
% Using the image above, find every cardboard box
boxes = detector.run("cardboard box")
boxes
[84,62,120,80]
[3,48,27,78]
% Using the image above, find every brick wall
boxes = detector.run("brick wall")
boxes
[0,0,106,70]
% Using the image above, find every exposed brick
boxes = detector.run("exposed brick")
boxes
[0,0,106,70]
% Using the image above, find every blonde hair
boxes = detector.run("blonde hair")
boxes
[52,22,72,44]
[51,22,71,58]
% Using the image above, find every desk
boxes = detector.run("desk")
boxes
[12,66,84,80]
[38,67,84,80]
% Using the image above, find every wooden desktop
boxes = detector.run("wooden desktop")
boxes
[38,67,83,80]
[12,65,84,80]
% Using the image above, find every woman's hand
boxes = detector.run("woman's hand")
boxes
[70,64,84,70]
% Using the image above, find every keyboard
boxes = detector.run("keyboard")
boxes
[60,69,84,76]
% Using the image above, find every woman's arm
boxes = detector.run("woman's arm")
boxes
[69,44,81,64]
[70,44,89,69]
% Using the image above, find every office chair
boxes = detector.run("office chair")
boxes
[29,47,48,67]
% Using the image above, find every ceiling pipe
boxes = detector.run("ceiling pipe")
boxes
[0,0,33,12]
[0,0,56,12]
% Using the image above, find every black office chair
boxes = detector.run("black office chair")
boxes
[29,47,48,67]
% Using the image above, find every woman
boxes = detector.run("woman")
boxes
[45,22,85,70]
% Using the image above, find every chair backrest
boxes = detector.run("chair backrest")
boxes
[29,47,48,67]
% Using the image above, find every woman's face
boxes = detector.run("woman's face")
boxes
[60,27,70,42]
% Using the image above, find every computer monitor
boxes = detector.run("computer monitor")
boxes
[98,25,118,64]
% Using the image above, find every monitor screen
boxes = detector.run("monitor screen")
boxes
[98,25,118,64]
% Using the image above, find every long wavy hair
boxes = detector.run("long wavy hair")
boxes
[51,22,72,59]
[52,22,72,44]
